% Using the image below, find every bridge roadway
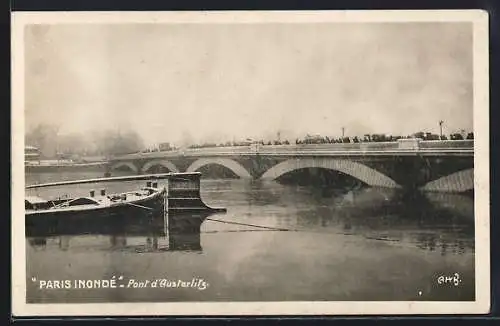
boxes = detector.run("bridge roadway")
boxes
[109,139,474,193]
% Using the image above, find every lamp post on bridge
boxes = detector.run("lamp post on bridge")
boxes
[439,120,444,140]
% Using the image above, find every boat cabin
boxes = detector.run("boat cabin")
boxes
[25,196,49,210]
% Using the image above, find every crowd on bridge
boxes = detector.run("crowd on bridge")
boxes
[140,131,473,153]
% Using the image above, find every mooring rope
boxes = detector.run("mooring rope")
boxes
[202,218,413,244]
[205,217,296,232]
[125,202,155,211]
[202,229,284,234]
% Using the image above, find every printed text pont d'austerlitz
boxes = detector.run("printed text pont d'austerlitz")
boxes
[31,276,209,290]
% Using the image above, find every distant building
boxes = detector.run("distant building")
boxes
[25,146,40,163]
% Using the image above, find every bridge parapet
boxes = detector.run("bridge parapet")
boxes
[360,141,400,151]
[418,139,474,149]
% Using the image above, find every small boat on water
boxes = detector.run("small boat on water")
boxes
[25,172,226,221]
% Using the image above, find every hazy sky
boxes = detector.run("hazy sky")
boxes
[24,22,473,146]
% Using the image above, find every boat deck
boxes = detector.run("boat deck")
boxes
[25,188,164,215]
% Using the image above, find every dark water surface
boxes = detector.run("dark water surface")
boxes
[25,171,475,303]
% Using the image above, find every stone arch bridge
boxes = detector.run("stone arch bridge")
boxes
[109,140,474,193]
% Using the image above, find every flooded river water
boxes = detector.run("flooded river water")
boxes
[25,170,475,303]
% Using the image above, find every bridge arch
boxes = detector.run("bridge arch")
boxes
[260,158,400,188]
[141,159,180,174]
[420,168,474,193]
[186,158,252,179]
[111,162,139,173]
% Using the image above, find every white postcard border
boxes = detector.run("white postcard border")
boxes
[11,9,490,316]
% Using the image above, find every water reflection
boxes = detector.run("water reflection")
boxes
[26,211,221,253]
[211,181,475,255]
[424,191,475,221]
